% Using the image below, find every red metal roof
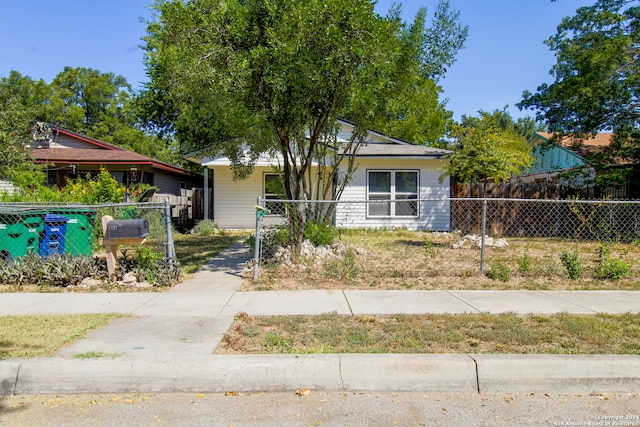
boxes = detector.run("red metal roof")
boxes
[30,127,201,178]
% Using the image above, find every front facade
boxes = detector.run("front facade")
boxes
[196,121,451,230]
[30,126,201,196]
[335,157,450,230]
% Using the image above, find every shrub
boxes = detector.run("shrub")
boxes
[597,245,630,280]
[190,219,220,236]
[303,220,339,246]
[324,249,363,281]
[118,246,179,286]
[0,254,106,287]
[518,247,531,274]
[0,248,179,289]
[488,262,510,282]
[560,249,582,279]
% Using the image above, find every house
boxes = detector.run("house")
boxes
[187,120,452,230]
[29,126,202,196]
[517,132,598,184]
[517,132,640,198]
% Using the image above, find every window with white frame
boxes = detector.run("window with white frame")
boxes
[367,170,419,217]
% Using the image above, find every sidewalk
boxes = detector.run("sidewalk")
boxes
[1,243,639,396]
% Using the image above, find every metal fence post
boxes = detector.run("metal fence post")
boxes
[253,196,263,280]
[164,198,176,263]
[480,198,487,275]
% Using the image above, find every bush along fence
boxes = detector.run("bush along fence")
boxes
[0,200,178,288]
[251,197,640,284]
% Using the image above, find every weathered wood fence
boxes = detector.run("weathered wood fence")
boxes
[451,182,562,199]
[451,182,562,236]
[151,188,212,229]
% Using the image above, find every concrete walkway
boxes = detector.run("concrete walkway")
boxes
[1,243,639,396]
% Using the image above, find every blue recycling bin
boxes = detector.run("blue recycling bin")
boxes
[39,214,68,256]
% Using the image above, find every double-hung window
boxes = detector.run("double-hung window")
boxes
[367,170,419,217]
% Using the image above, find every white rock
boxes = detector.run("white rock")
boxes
[122,272,137,284]
[80,277,101,288]
[135,282,153,289]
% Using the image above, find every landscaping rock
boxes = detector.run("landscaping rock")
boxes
[452,234,509,249]
[122,273,137,284]
[80,277,101,288]
[135,282,153,290]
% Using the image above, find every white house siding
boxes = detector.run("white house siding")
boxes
[212,166,267,229]
[0,180,15,194]
[335,158,450,231]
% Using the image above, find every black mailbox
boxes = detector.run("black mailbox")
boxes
[105,219,150,239]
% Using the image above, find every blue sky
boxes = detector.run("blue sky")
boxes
[2,0,593,122]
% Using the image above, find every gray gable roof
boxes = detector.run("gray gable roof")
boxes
[354,141,450,157]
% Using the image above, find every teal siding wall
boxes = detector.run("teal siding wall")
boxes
[527,134,587,175]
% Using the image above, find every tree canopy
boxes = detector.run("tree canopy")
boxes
[0,76,41,186]
[441,108,534,183]
[141,0,467,167]
[141,0,467,248]
[0,68,185,186]
[518,0,639,163]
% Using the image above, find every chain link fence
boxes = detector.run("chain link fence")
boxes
[252,198,640,285]
[0,200,175,265]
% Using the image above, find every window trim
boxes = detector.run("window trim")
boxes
[366,169,420,218]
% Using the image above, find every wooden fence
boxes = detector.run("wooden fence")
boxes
[151,188,212,230]
[451,182,562,199]
[451,182,562,236]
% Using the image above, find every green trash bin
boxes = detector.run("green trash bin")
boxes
[0,209,44,264]
[49,208,96,256]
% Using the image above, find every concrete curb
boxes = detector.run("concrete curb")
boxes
[472,354,640,393]
[2,354,638,395]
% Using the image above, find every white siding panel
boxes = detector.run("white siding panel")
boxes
[335,159,450,231]
[213,167,266,229]
[0,180,15,194]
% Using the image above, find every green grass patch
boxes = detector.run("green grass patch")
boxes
[0,314,124,359]
[217,312,640,355]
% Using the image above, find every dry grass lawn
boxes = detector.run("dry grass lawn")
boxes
[244,229,640,291]
[0,313,123,359]
[217,312,640,355]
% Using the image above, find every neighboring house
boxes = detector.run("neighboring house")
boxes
[0,180,16,195]
[187,120,452,230]
[517,132,640,198]
[30,126,202,196]
[517,132,598,184]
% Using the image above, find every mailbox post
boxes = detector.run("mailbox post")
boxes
[100,215,149,280]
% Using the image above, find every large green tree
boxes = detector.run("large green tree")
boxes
[141,0,466,247]
[518,0,639,163]
[441,109,534,183]
[0,68,184,170]
[0,76,44,187]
